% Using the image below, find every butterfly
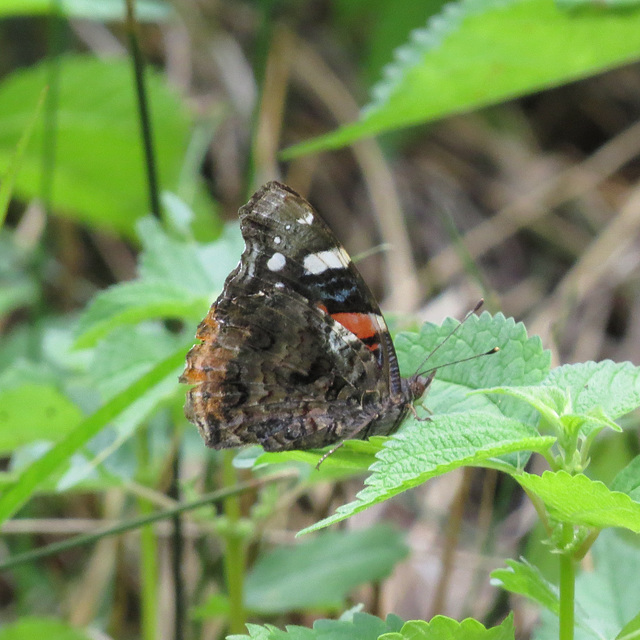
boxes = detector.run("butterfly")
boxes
[179,181,431,453]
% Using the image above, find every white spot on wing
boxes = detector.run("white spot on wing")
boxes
[267,252,286,272]
[274,236,282,244]
[285,224,291,230]
[303,248,350,275]
[296,211,314,225]
[275,282,285,289]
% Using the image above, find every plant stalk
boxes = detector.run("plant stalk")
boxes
[136,426,158,640]
[558,523,576,640]
[222,451,247,634]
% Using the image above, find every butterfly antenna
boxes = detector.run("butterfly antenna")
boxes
[418,347,499,378]
[413,299,485,377]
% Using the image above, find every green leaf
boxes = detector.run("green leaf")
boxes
[283,0,640,157]
[0,343,187,524]
[542,361,640,421]
[516,470,640,532]
[0,617,92,640]
[73,220,243,348]
[480,384,622,440]
[228,612,404,640]
[73,280,209,349]
[379,614,515,640]
[54,326,189,489]
[611,455,640,501]
[0,55,215,237]
[243,525,408,614]
[0,0,171,20]
[299,414,554,534]
[136,217,242,294]
[395,312,550,424]
[491,559,560,615]
[0,384,83,453]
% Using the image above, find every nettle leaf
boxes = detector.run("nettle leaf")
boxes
[611,455,640,501]
[516,471,640,533]
[379,614,515,640]
[74,220,243,348]
[228,612,404,640]
[541,361,640,422]
[396,312,550,424]
[282,0,640,157]
[300,414,553,534]
[243,525,407,614]
[534,530,640,640]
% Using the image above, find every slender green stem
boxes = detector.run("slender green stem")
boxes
[136,426,158,640]
[558,523,576,640]
[222,450,247,634]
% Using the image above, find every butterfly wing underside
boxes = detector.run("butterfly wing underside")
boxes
[180,182,409,451]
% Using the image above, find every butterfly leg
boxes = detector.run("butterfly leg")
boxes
[409,403,431,422]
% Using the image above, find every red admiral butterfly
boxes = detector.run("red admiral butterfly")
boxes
[180,181,431,453]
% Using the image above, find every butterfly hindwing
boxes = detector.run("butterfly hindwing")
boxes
[182,287,390,450]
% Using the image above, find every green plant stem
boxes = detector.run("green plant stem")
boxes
[521,485,553,536]
[136,425,158,640]
[222,450,247,635]
[558,523,576,640]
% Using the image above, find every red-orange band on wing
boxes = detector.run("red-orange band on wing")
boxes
[331,312,378,341]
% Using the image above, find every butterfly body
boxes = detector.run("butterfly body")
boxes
[180,182,429,452]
